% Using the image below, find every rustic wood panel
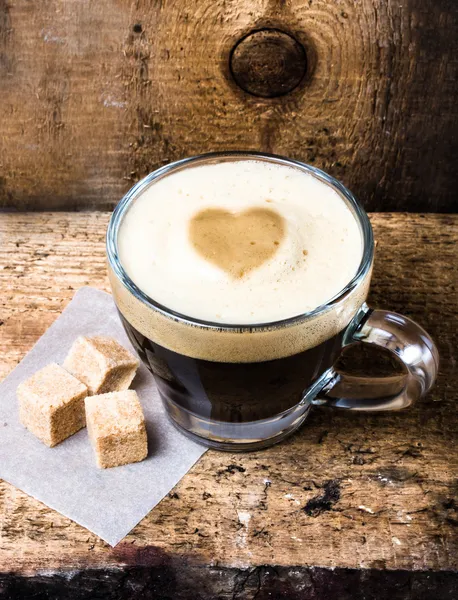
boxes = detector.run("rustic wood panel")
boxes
[0,213,456,595]
[0,567,457,600]
[0,1,457,212]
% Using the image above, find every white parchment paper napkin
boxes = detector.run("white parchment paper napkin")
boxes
[0,287,207,546]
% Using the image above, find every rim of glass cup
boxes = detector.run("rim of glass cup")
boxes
[106,151,374,332]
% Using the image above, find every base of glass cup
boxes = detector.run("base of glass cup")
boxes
[162,394,313,451]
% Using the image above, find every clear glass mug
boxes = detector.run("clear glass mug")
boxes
[107,152,439,451]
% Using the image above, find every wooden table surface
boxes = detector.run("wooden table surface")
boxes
[0,212,456,599]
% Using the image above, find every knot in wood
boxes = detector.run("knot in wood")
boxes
[230,29,307,98]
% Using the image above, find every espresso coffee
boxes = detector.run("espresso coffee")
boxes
[120,314,346,424]
[110,157,370,447]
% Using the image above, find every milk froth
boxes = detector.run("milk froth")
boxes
[117,160,363,325]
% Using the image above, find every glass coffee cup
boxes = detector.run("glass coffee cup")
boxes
[107,152,439,451]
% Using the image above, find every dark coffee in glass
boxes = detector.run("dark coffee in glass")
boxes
[107,153,438,450]
[121,313,345,423]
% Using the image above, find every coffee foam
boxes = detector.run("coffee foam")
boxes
[189,207,286,279]
[111,159,372,363]
[117,160,363,325]
[109,262,371,362]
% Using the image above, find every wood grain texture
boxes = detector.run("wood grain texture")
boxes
[230,29,307,98]
[0,213,456,588]
[0,1,457,212]
[0,567,457,600]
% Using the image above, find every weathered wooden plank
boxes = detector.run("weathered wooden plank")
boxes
[0,566,457,600]
[1,1,457,211]
[0,213,456,584]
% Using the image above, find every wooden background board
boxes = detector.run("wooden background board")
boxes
[0,214,456,596]
[1,0,457,213]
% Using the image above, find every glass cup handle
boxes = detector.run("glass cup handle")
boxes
[312,307,439,411]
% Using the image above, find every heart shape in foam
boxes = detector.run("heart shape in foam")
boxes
[189,207,285,278]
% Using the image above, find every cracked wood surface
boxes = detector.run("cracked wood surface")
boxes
[0,212,457,578]
[0,1,457,212]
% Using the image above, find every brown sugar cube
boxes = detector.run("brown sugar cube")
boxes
[63,336,139,395]
[85,390,148,469]
[17,363,88,447]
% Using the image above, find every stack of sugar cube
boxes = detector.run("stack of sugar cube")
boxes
[17,336,148,469]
